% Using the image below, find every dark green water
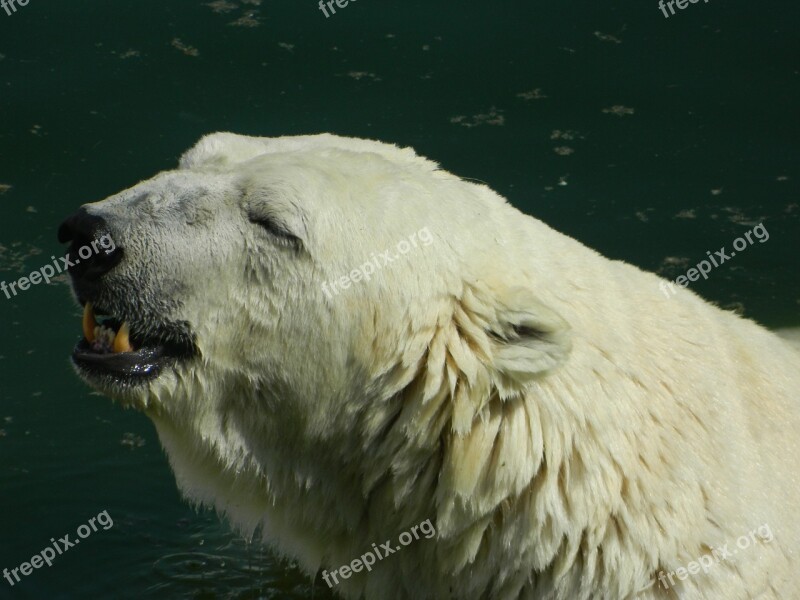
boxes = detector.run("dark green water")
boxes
[0,1,797,598]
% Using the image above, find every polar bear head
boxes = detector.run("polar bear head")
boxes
[59,133,572,594]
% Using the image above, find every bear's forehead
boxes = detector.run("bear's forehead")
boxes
[107,171,237,207]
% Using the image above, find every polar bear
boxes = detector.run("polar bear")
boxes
[59,133,800,599]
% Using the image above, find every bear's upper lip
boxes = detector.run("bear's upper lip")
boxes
[72,303,196,383]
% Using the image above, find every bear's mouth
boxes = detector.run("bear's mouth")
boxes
[72,303,196,384]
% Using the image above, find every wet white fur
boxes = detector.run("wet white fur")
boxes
[84,133,800,599]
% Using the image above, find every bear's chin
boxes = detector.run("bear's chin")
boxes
[73,360,194,414]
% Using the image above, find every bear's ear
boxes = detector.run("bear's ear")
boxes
[401,284,572,439]
[482,286,571,397]
[179,133,273,170]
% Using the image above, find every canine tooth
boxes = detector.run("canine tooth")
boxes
[83,303,97,342]
[113,322,133,353]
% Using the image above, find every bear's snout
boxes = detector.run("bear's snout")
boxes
[58,207,123,285]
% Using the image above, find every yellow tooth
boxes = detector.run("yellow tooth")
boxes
[83,303,96,342]
[113,322,133,353]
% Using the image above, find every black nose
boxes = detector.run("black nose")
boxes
[57,208,123,282]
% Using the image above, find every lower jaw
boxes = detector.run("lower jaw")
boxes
[72,352,170,409]
[70,336,184,383]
